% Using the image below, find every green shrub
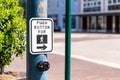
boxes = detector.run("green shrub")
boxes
[0,0,26,74]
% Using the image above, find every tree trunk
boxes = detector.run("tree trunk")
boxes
[0,66,4,74]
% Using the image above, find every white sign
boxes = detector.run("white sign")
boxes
[29,18,54,54]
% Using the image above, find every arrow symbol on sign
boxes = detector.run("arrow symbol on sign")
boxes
[37,45,47,50]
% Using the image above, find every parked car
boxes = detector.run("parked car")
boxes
[54,26,61,32]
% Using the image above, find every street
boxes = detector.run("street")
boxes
[5,32,120,80]
[54,33,120,69]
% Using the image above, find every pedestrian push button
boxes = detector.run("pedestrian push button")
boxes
[37,61,50,71]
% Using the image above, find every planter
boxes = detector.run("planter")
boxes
[0,71,26,80]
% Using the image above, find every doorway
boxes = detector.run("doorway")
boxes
[107,16,112,32]
[115,16,119,33]
[82,17,87,31]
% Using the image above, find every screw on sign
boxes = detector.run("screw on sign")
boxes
[37,0,47,17]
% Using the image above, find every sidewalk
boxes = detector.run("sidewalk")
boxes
[48,54,120,80]
[53,32,120,69]
[5,32,120,80]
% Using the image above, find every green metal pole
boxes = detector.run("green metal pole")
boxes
[65,0,72,80]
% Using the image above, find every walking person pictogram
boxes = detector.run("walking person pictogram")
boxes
[37,35,47,44]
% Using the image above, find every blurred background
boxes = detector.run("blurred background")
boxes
[0,0,120,80]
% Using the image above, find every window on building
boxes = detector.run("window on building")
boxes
[72,17,76,28]
[98,1,101,5]
[108,5,120,10]
[90,16,96,29]
[56,0,59,8]
[91,3,93,6]
[108,0,112,4]
[84,4,86,7]
[62,1,65,5]
[88,3,90,6]
[113,0,116,3]
[94,2,96,6]
[63,16,76,29]
[97,16,103,30]
[48,0,50,8]
[83,7,101,12]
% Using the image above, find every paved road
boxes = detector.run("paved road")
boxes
[48,54,120,80]
[53,33,120,69]
[5,32,120,80]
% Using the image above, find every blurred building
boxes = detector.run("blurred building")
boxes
[48,0,80,32]
[75,0,120,33]
[48,0,120,33]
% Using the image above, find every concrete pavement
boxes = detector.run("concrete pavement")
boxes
[4,32,120,80]
[48,54,120,80]
[53,33,120,69]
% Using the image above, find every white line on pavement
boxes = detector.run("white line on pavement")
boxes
[53,51,120,69]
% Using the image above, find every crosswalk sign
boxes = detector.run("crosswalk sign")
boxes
[29,18,54,54]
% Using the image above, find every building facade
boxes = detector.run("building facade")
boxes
[48,0,80,32]
[78,0,120,33]
[48,0,120,33]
